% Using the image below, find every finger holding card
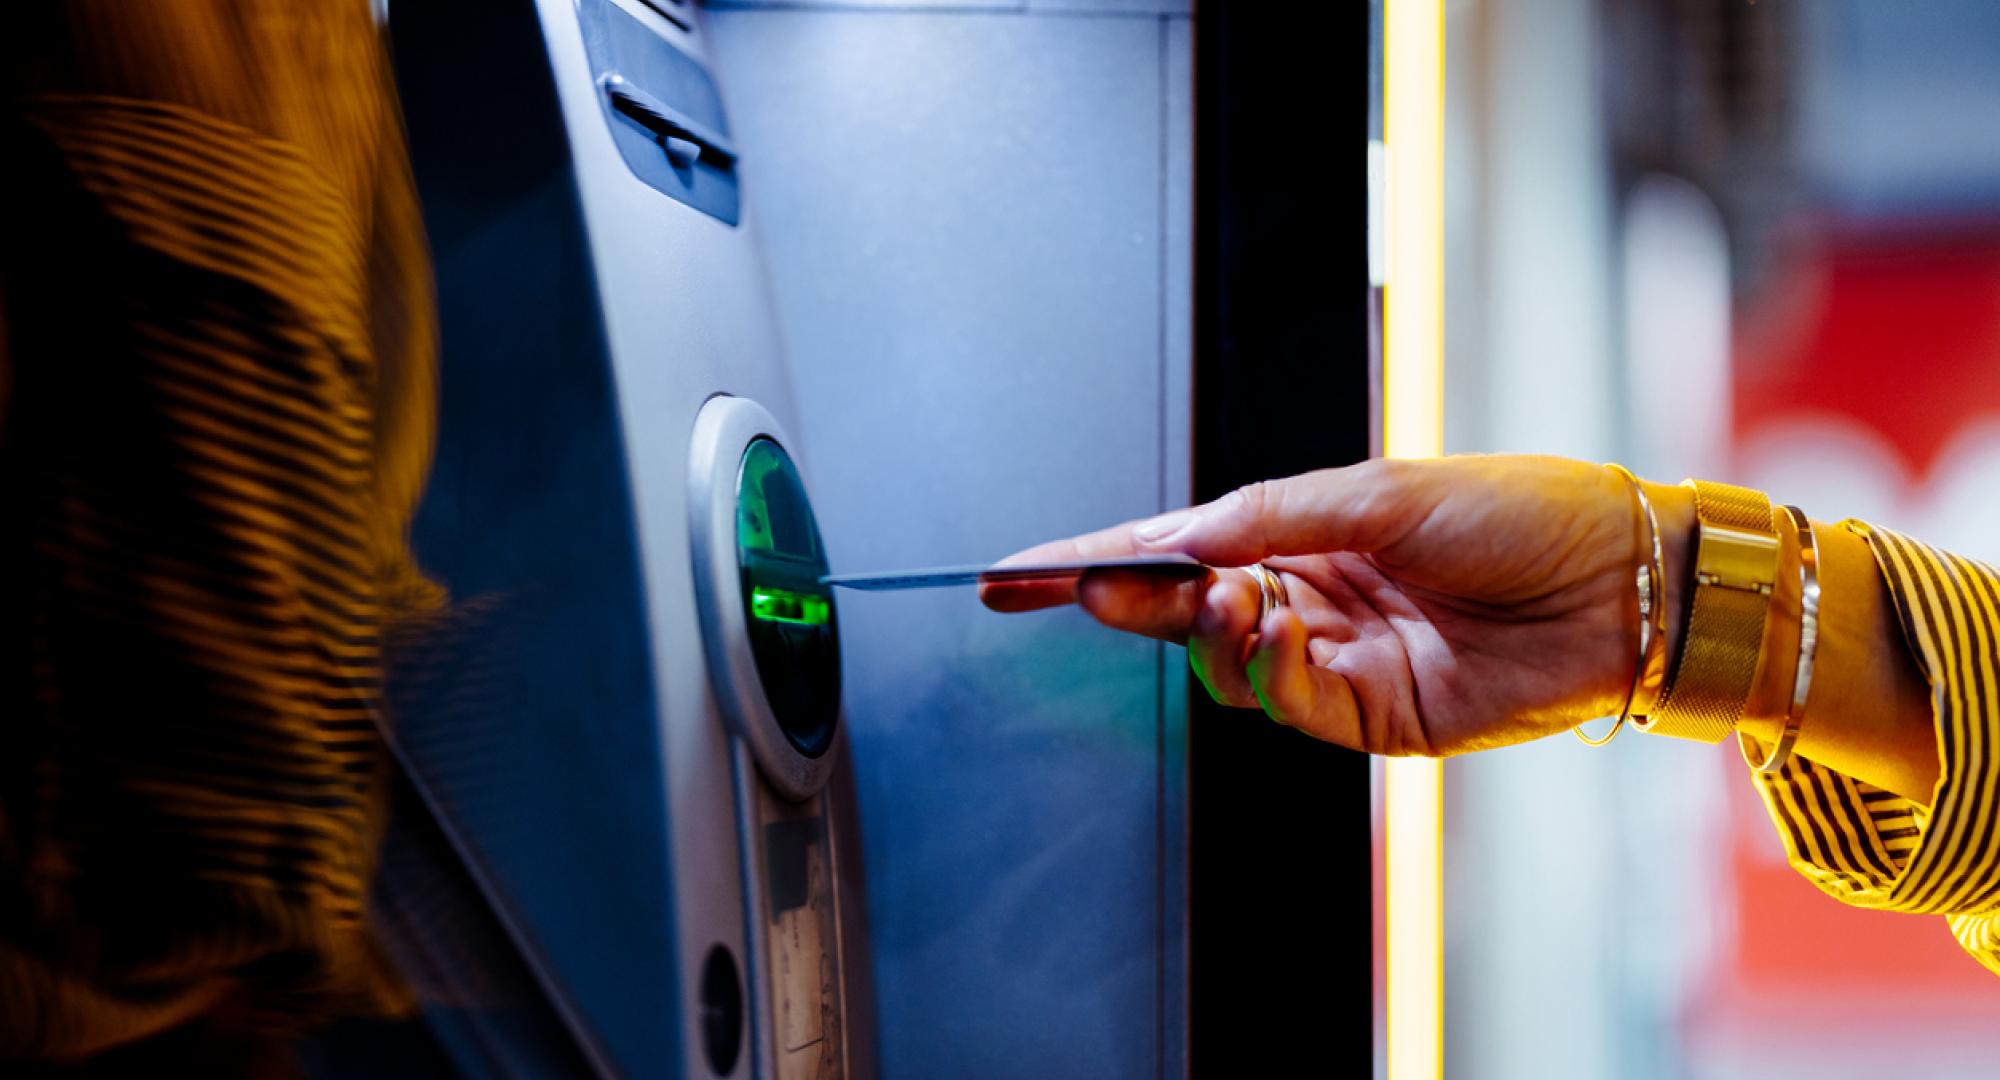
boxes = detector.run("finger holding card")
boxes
[1074,567,1217,643]
[974,518,1162,611]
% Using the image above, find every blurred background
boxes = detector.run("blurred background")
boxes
[1440,0,2000,1076]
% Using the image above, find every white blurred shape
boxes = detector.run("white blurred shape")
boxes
[1622,175,1733,481]
[1483,0,1615,459]
[1737,418,1906,529]
[1740,414,2000,567]
[1912,421,2000,567]
[1446,1,1622,1078]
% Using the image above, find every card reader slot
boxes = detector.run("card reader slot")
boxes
[602,73,738,168]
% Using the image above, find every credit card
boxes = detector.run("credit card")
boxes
[821,554,1207,591]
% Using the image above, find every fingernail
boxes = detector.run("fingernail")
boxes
[1134,508,1193,543]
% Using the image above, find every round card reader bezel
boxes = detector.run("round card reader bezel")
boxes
[689,395,841,801]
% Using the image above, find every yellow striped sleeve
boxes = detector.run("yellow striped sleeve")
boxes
[1749,523,2000,976]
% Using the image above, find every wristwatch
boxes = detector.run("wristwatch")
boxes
[1634,479,1779,743]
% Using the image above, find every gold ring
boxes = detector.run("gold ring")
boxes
[1247,563,1290,624]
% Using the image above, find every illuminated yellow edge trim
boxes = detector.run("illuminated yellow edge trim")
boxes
[1384,1,1445,1078]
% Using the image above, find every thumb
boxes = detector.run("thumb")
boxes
[1130,460,1428,565]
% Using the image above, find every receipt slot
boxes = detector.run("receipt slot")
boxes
[691,397,860,1079]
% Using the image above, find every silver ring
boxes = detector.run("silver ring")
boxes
[1247,563,1290,624]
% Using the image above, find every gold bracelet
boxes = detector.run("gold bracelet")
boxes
[1739,506,1818,772]
[1636,479,1779,743]
[1576,464,1668,747]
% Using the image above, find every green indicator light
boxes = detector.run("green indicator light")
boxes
[733,438,838,759]
[750,586,830,627]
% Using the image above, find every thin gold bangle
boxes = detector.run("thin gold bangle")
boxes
[1739,506,1818,773]
[1576,464,1667,747]
[1621,466,1670,721]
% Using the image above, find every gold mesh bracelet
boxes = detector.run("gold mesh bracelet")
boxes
[1634,479,1778,743]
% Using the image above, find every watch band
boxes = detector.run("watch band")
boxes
[1635,479,1778,743]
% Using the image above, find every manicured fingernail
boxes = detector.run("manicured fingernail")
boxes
[1134,509,1193,543]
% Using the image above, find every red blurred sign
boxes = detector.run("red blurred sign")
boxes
[1727,223,2000,1003]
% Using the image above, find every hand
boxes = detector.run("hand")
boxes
[982,455,1682,757]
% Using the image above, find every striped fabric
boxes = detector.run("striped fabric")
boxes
[2,0,435,1061]
[1751,523,2000,975]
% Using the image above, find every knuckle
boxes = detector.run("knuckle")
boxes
[1360,460,1421,519]
[1189,652,1256,708]
[1367,456,1434,500]
[1226,480,1274,554]
[1219,481,1264,520]
[1232,480,1270,517]
[1207,680,1257,709]
[1355,456,1405,489]
[1258,695,1296,728]
[1350,457,1439,554]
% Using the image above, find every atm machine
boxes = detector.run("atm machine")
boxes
[374,2,1372,1077]
[382,1,872,1076]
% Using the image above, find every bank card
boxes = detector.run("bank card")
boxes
[821,554,1206,591]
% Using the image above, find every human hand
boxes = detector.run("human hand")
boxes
[981,455,1691,757]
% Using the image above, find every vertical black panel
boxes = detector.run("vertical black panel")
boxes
[1191,5,1374,1075]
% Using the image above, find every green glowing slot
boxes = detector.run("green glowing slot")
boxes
[750,587,830,627]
